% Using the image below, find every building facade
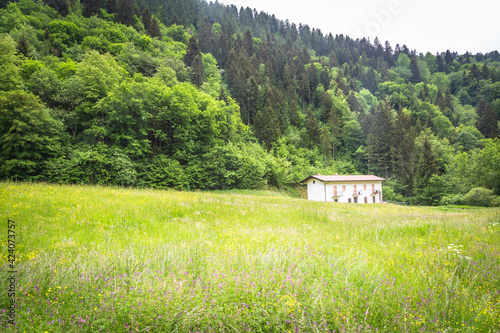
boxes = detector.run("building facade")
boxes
[301,174,385,203]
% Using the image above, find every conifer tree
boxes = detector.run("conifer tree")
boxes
[190,54,205,87]
[409,56,421,84]
[148,18,161,39]
[413,135,439,202]
[184,37,201,67]
[392,109,415,195]
[436,53,446,73]
[477,100,500,138]
[303,108,320,149]
[142,8,152,32]
[254,104,280,150]
[367,101,393,178]
[198,19,214,54]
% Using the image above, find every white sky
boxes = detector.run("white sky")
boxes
[213,0,500,55]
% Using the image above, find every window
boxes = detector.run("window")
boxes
[354,197,358,203]
[364,185,367,190]
[313,180,315,184]
[348,198,352,203]
[334,199,338,203]
[342,185,346,191]
[373,196,376,203]
[364,197,367,203]
[334,186,337,196]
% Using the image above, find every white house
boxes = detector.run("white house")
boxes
[300,174,385,203]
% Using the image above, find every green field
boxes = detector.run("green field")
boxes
[1,182,499,332]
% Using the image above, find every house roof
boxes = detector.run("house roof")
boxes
[300,174,385,183]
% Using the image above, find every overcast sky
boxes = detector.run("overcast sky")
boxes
[213,0,500,55]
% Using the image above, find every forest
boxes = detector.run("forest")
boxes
[0,0,499,206]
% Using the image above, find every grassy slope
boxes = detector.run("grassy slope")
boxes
[1,182,499,332]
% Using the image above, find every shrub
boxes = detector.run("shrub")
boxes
[462,187,500,207]
[142,155,188,190]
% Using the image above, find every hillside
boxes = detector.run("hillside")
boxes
[1,182,499,331]
[0,0,499,205]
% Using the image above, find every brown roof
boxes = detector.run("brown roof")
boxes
[300,174,385,183]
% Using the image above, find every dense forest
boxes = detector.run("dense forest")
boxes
[1,0,499,206]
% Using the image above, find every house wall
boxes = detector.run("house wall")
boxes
[307,180,383,203]
[306,179,326,201]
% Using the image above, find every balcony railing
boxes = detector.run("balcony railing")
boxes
[332,191,344,197]
[352,190,363,196]
[371,190,380,195]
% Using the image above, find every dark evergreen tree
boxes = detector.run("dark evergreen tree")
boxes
[148,18,162,39]
[303,108,321,149]
[190,54,205,87]
[367,101,393,179]
[198,18,214,54]
[444,49,453,71]
[413,136,439,204]
[384,40,393,65]
[184,37,201,67]
[392,109,415,196]
[114,0,136,26]
[477,100,500,138]
[83,0,103,17]
[409,56,422,84]
[436,53,446,73]
[254,104,280,150]
[142,8,152,31]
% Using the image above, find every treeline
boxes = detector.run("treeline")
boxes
[0,0,499,206]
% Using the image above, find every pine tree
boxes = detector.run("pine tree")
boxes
[254,105,280,150]
[190,54,205,87]
[303,108,320,149]
[327,105,343,160]
[391,109,415,195]
[198,18,214,54]
[409,56,421,84]
[477,100,500,138]
[114,0,136,26]
[436,53,446,73]
[148,18,161,39]
[184,37,201,67]
[367,101,393,178]
[142,8,152,32]
[413,135,439,203]
[384,41,393,65]
[444,50,453,70]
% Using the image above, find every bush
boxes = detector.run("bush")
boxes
[192,144,266,190]
[382,185,405,202]
[142,155,188,190]
[43,144,137,187]
[461,187,500,207]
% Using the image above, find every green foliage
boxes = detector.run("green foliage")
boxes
[0,0,499,201]
[382,185,405,202]
[460,187,500,207]
[142,155,188,189]
[44,144,137,186]
[0,34,21,91]
[0,90,65,179]
[163,24,189,44]
[76,50,126,102]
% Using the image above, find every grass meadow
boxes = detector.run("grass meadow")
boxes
[1,182,499,332]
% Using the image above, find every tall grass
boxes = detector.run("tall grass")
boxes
[1,182,499,332]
